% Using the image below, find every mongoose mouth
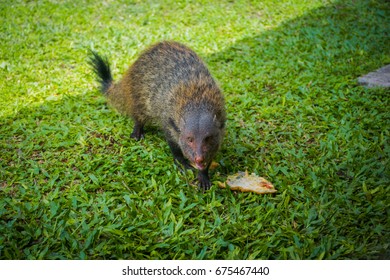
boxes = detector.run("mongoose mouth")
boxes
[193,161,207,171]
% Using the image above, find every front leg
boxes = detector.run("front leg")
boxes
[198,166,212,191]
[167,139,192,169]
[130,121,144,141]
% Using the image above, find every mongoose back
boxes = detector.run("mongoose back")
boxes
[90,41,226,190]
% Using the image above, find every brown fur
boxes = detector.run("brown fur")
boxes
[90,41,226,190]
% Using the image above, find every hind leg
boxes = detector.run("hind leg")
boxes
[130,121,144,140]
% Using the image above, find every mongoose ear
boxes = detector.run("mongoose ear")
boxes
[213,114,225,129]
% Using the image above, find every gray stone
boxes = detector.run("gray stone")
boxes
[358,64,390,88]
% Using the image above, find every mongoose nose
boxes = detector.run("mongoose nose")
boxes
[195,156,204,164]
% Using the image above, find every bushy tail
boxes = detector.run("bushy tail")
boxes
[89,50,113,94]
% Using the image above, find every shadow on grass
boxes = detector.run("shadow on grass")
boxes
[208,0,389,174]
[1,0,389,259]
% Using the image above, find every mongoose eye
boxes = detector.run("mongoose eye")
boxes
[187,137,194,143]
[204,135,213,143]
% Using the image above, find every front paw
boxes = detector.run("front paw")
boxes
[198,171,211,191]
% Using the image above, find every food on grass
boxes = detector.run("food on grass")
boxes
[219,171,277,194]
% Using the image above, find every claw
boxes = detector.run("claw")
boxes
[198,170,211,191]
[131,122,144,141]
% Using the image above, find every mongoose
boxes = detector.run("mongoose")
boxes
[89,41,226,190]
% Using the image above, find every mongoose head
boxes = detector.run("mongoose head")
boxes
[178,110,225,170]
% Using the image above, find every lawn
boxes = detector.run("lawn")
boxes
[0,0,389,259]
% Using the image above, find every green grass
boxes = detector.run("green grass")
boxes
[0,0,389,259]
